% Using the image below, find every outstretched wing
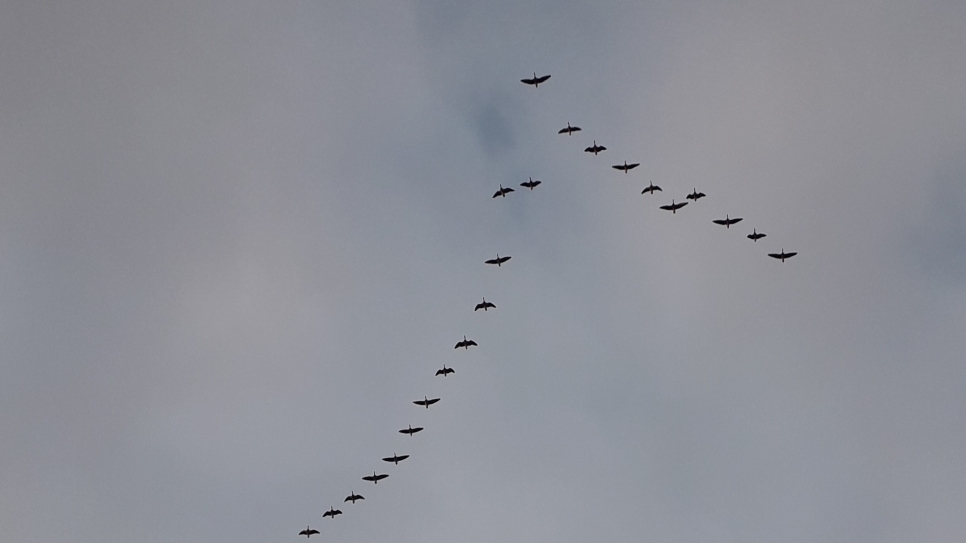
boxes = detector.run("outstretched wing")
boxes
[626,163,640,170]
[521,77,535,85]
[426,398,440,406]
[466,340,478,347]
[784,252,798,259]
[535,74,551,84]
[612,164,626,170]
[712,219,727,225]
[768,253,782,259]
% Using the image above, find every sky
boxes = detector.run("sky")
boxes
[1,1,965,542]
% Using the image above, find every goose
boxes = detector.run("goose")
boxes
[399,425,424,436]
[641,181,662,194]
[414,396,440,408]
[584,140,606,155]
[558,122,581,135]
[382,453,410,465]
[435,365,455,377]
[712,215,743,228]
[747,229,766,242]
[521,72,551,87]
[659,200,688,214]
[768,249,798,262]
[322,507,342,519]
[299,526,320,538]
[475,297,496,311]
[493,184,514,198]
[686,188,706,201]
[520,177,542,190]
[612,161,640,173]
[455,335,478,349]
[362,471,389,483]
[485,254,511,266]
[344,492,365,503]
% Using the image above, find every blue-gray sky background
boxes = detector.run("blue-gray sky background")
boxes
[2,1,965,542]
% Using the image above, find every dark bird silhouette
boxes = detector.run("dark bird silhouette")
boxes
[362,471,389,483]
[659,200,688,214]
[520,177,542,190]
[584,140,606,155]
[521,72,551,87]
[768,249,798,262]
[382,453,410,465]
[558,122,581,135]
[686,188,706,201]
[399,425,424,436]
[455,335,478,349]
[612,161,640,173]
[475,297,496,311]
[712,215,743,228]
[436,365,455,377]
[485,254,511,266]
[747,229,766,242]
[641,181,662,194]
[322,507,342,519]
[493,184,514,198]
[414,396,440,408]
[344,492,364,503]
[300,526,320,538]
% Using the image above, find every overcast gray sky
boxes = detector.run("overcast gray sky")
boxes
[2,1,965,542]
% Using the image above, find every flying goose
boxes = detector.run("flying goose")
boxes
[399,425,424,436]
[414,396,440,408]
[521,72,551,87]
[362,471,389,483]
[747,229,766,241]
[520,177,542,190]
[493,184,514,198]
[584,141,606,155]
[435,365,455,377]
[485,254,511,266]
[299,526,320,538]
[659,200,688,213]
[641,181,662,194]
[712,215,743,228]
[686,188,706,201]
[558,122,581,135]
[322,507,342,519]
[475,297,496,311]
[455,335,478,349]
[344,492,365,503]
[768,249,798,262]
[612,161,640,173]
[382,453,410,465]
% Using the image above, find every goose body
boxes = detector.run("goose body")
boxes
[584,141,606,155]
[521,72,551,87]
[712,215,743,228]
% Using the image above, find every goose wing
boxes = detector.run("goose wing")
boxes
[466,340,478,347]
[535,74,551,84]
[498,255,511,263]
[784,251,798,259]
[426,398,440,405]
[712,219,728,225]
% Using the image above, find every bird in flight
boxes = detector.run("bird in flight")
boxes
[382,453,410,465]
[362,471,389,483]
[659,200,688,214]
[612,161,640,173]
[485,254,511,266]
[521,72,551,87]
[436,365,455,377]
[641,181,662,194]
[455,335,478,349]
[768,249,798,262]
[414,396,440,408]
[493,184,514,198]
[747,229,766,242]
[475,297,496,311]
[299,526,320,538]
[686,188,706,201]
[712,215,743,228]
[520,177,542,190]
[558,122,581,135]
[399,425,424,436]
[344,492,365,503]
[322,507,342,519]
[584,140,606,155]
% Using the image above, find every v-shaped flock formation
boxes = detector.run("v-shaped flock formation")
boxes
[296,71,797,538]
